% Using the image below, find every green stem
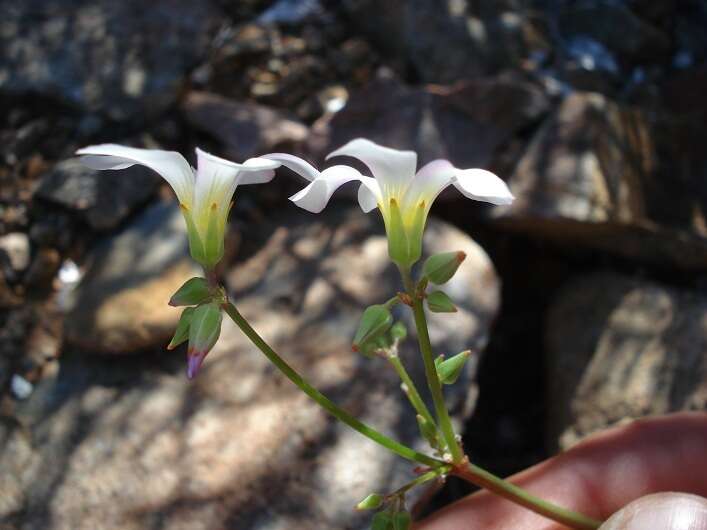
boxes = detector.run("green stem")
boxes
[391,466,451,497]
[410,295,464,463]
[222,301,442,468]
[453,461,602,530]
[387,355,438,434]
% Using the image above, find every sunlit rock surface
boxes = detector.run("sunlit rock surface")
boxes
[2,208,500,529]
[64,202,200,353]
[546,272,707,449]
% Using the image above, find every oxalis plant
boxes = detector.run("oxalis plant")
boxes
[77,139,602,530]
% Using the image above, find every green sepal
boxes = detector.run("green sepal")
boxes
[181,205,207,266]
[169,277,212,307]
[203,203,225,267]
[372,512,393,530]
[436,350,471,385]
[188,302,223,356]
[386,198,411,266]
[426,291,457,313]
[416,414,438,448]
[353,304,393,352]
[356,493,384,511]
[406,200,427,266]
[422,251,466,285]
[393,511,412,530]
[167,307,195,350]
[390,321,407,342]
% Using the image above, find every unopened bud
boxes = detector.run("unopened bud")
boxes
[426,291,457,313]
[422,251,466,285]
[167,307,195,350]
[436,350,471,385]
[186,302,222,379]
[356,493,384,511]
[390,321,407,341]
[352,304,393,352]
[169,277,212,307]
[416,414,439,448]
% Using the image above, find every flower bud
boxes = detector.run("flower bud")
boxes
[186,302,222,379]
[167,307,195,350]
[436,350,471,385]
[168,277,212,307]
[356,493,384,511]
[352,304,393,352]
[422,251,466,284]
[390,321,407,341]
[416,414,438,448]
[426,291,457,313]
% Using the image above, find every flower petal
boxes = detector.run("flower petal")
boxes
[289,165,364,213]
[326,138,417,197]
[357,176,382,213]
[238,157,279,185]
[262,153,320,182]
[452,169,514,205]
[76,144,194,205]
[404,159,456,209]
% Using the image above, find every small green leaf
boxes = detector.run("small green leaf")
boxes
[372,511,393,530]
[169,277,212,307]
[393,511,412,530]
[167,307,195,350]
[422,251,466,284]
[436,350,472,385]
[426,291,457,313]
[353,305,393,352]
[357,493,384,511]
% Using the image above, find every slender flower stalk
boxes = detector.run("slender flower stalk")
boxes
[221,300,442,468]
[452,461,602,529]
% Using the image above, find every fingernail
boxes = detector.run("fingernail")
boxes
[601,493,707,530]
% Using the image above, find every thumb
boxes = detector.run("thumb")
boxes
[600,493,707,530]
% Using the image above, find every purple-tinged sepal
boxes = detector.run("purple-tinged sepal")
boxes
[186,302,223,379]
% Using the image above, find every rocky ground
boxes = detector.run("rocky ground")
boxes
[0,0,706,528]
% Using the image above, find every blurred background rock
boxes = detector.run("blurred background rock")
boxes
[0,0,705,528]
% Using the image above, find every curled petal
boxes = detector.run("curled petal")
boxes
[357,176,381,213]
[262,153,320,182]
[77,144,195,206]
[327,138,417,195]
[452,168,514,205]
[289,165,365,213]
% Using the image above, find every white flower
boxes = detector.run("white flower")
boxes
[76,144,279,267]
[264,138,513,266]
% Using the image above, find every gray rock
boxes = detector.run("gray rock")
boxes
[557,2,671,67]
[64,201,200,353]
[546,272,707,450]
[35,158,159,231]
[0,0,218,122]
[4,207,500,529]
[494,92,707,269]
[341,0,549,83]
[182,91,308,162]
[308,72,550,171]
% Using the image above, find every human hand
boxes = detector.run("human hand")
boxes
[417,413,707,530]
